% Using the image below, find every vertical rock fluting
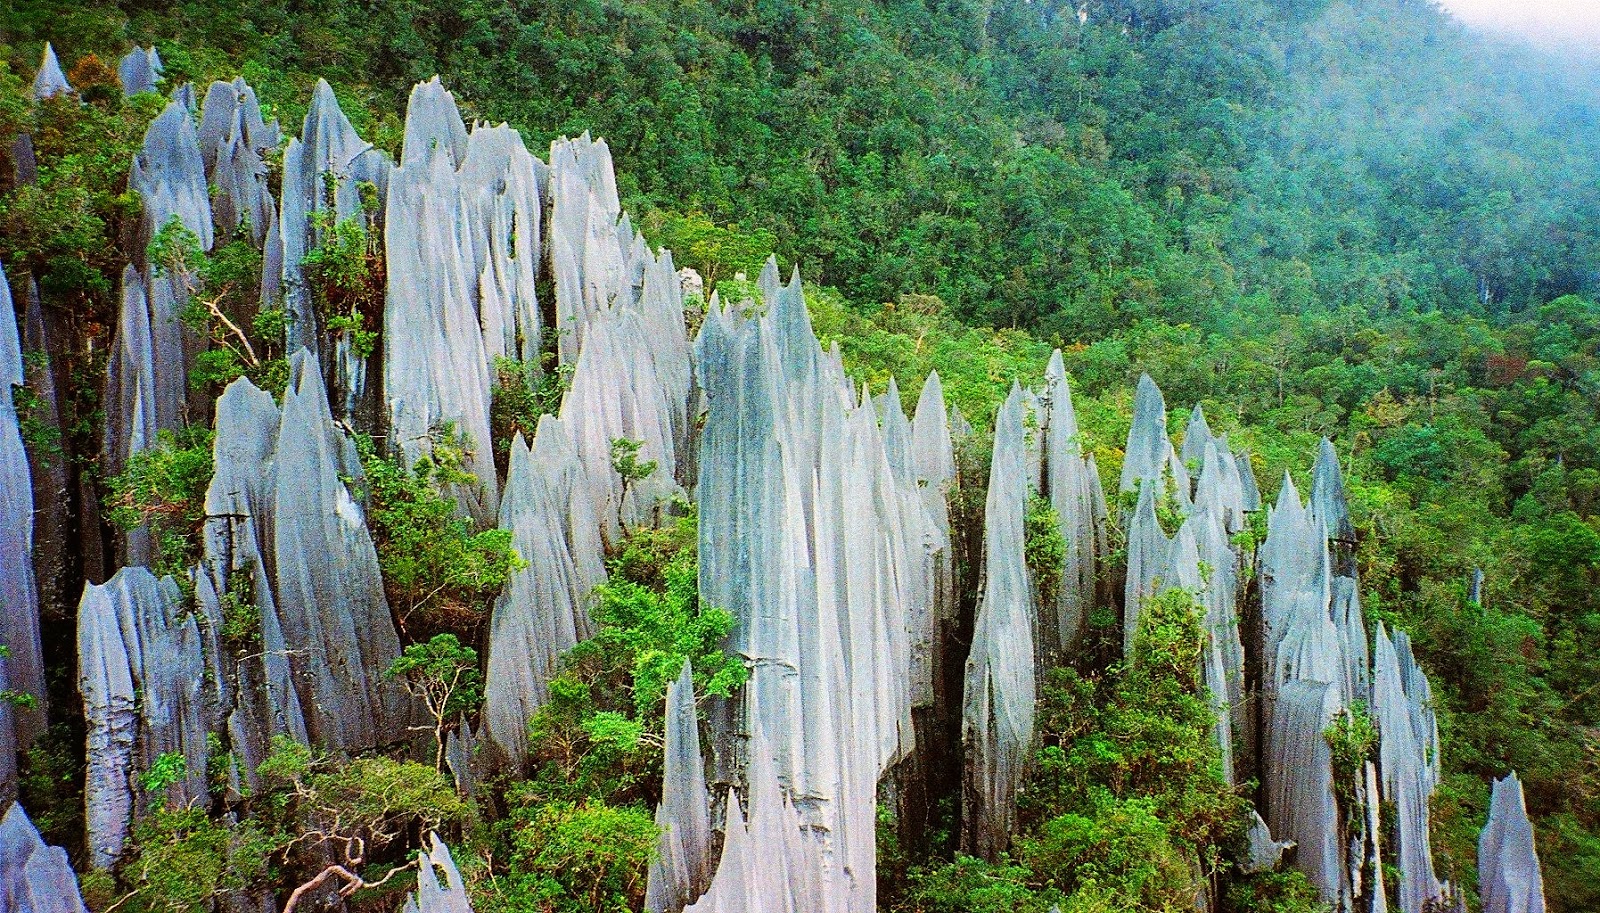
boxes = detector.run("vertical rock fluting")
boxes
[197,375,309,785]
[78,568,215,870]
[402,833,475,913]
[384,78,550,521]
[31,44,70,100]
[961,384,1036,860]
[280,80,392,360]
[693,266,942,913]
[1373,624,1443,913]
[199,79,279,248]
[0,802,89,913]
[270,351,407,750]
[483,420,604,768]
[548,133,627,365]
[105,100,214,487]
[1478,773,1546,913]
[1039,350,1102,658]
[645,661,714,913]
[0,262,45,761]
[118,47,162,97]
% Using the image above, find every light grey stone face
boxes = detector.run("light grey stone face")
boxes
[962,384,1036,861]
[118,47,162,96]
[1479,773,1546,913]
[0,802,89,913]
[0,260,39,781]
[78,568,214,869]
[645,661,713,913]
[31,44,70,100]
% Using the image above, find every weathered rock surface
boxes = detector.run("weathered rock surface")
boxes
[118,47,162,96]
[78,568,214,869]
[402,833,475,913]
[483,421,604,767]
[0,262,44,761]
[0,802,89,913]
[1479,773,1545,913]
[31,44,70,100]
[1373,624,1443,913]
[200,79,279,247]
[645,661,713,913]
[1038,351,1101,658]
[961,384,1035,860]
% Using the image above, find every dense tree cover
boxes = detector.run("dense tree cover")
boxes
[4,0,1600,910]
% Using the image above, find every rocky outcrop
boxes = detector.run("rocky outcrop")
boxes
[1038,351,1103,658]
[645,661,713,913]
[31,44,70,100]
[548,133,627,364]
[0,262,44,762]
[199,79,279,247]
[196,352,406,763]
[0,802,89,913]
[384,78,550,521]
[1479,773,1545,913]
[78,568,215,869]
[483,421,604,768]
[119,47,162,96]
[1373,624,1442,913]
[694,266,941,913]
[402,833,475,913]
[961,385,1035,860]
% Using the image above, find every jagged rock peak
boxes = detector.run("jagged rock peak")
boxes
[0,259,43,760]
[32,44,70,100]
[1120,372,1170,495]
[268,349,407,750]
[1180,402,1214,468]
[280,78,392,356]
[118,46,162,96]
[400,77,470,169]
[402,833,475,913]
[78,567,213,870]
[1479,773,1545,913]
[1373,623,1443,913]
[645,660,713,913]
[484,421,604,768]
[1310,438,1354,545]
[0,802,90,913]
[961,383,1036,859]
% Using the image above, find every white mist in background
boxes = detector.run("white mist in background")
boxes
[1438,0,1600,49]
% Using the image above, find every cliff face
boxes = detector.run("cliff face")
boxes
[0,54,1551,913]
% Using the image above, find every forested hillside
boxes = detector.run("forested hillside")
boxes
[1,0,1598,911]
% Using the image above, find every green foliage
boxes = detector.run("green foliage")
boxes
[355,431,520,638]
[301,206,383,349]
[490,354,572,463]
[1025,494,1068,604]
[638,210,775,290]
[104,426,215,579]
[387,633,485,769]
[899,855,1048,913]
[99,805,276,913]
[525,511,742,806]
[1324,705,1378,808]
[495,798,658,913]
[1223,871,1329,913]
[1017,790,1197,912]
[139,751,189,799]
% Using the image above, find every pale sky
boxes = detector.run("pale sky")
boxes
[1436,0,1600,48]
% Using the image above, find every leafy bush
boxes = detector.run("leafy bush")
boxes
[1025,493,1068,604]
[355,431,520,640]
[498,798,658,913]
[104,425,215,579]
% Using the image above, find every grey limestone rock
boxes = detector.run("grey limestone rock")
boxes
[32,44,70,100]
[483,421,604,767]
[1479,773,1545,913]
[1040,350,1100,657]
[1373,624,1443,913]
[1311,438,1354,547]
[0,802,89,913]
[402,833,475,913]
[78,567,214,870]
[1242,810,1294,874]
[961,384,1036,860]
[1267,679,1347,907]
[200,79,280,247]
[645,661,714,913]
[119,47,162,96]
[549,132,629,364]
[271,351,407,750]
[0,262,44,756]
[279,79,392,359]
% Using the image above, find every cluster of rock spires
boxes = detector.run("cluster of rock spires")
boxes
[0,47,1556,913]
